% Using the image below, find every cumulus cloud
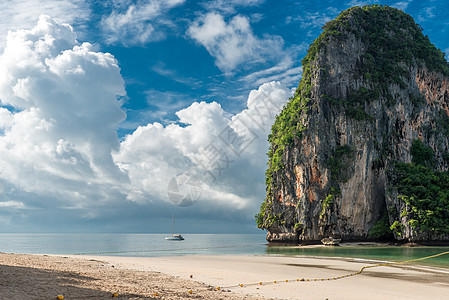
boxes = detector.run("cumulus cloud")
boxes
[114,81,292,213]
[187,12,284,72]
[0,15,127,205]
[0,0,90,48]
[145,89,196,120]
[0,14,293,230]
[101,0,186,45]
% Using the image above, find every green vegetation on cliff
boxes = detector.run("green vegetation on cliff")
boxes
[390,140,449,236]
[327,145,355,182]
[369,210,394,240]
[321,5,449,114]
[314,5,449,80]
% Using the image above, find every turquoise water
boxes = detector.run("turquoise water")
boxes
[267,244,449,269]
[1,233,448,269]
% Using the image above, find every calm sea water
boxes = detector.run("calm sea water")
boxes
[0,233,448,269]
[0,233,267,256]
[267,244,449,269]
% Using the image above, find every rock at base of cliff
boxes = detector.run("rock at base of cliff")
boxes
[266,232,299,244]
[321,237,341,246]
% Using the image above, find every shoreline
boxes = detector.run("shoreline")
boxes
[1,252,449,299]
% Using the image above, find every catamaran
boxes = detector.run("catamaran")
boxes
[165,214,184,240]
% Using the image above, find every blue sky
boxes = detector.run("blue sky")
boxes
[0,0,448,233]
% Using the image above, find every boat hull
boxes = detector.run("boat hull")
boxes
[165,234,184,241]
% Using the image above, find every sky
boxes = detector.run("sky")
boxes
[0,0,448,234]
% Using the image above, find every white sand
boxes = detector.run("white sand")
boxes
[65,254,449,300]
[2,252,449,299]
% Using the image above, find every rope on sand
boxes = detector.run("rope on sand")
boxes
[55,249,449,298]
[214,250,449,290]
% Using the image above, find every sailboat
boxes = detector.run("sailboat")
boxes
[165,213,184,241]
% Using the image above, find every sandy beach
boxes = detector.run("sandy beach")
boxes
[1,252,449,299]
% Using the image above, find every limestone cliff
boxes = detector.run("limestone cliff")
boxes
[256,5,449,244]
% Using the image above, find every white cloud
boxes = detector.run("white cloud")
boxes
[254,66,302,87]
[392,1,411,10]
[287,7,340,30]
[345,0,378,7]
[0,16,127,204]
[0,201,25,209]
[151,62,198,86]
[145,89,194,118]
[418,6,436,22]
[241,56,303,87]
[187,13,284,72]
[202,0,265,14]
[296,11,333,29]
[0,13,294,229]
[101,0,186,45]
[0,108,14,130]
[0,0,90,48]
[114,81,292,212]
[250,13,264,23]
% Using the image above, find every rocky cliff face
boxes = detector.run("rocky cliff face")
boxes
[257,5,449,244]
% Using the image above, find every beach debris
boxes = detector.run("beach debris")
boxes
[188,290,193,294]
[56,295,64,300]
[112,292,119,297]
[321,237,341,246]
[190,274,193,278]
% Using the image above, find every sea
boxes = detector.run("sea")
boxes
[1,233,448,269]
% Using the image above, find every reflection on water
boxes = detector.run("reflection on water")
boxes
[266,244,449,269]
